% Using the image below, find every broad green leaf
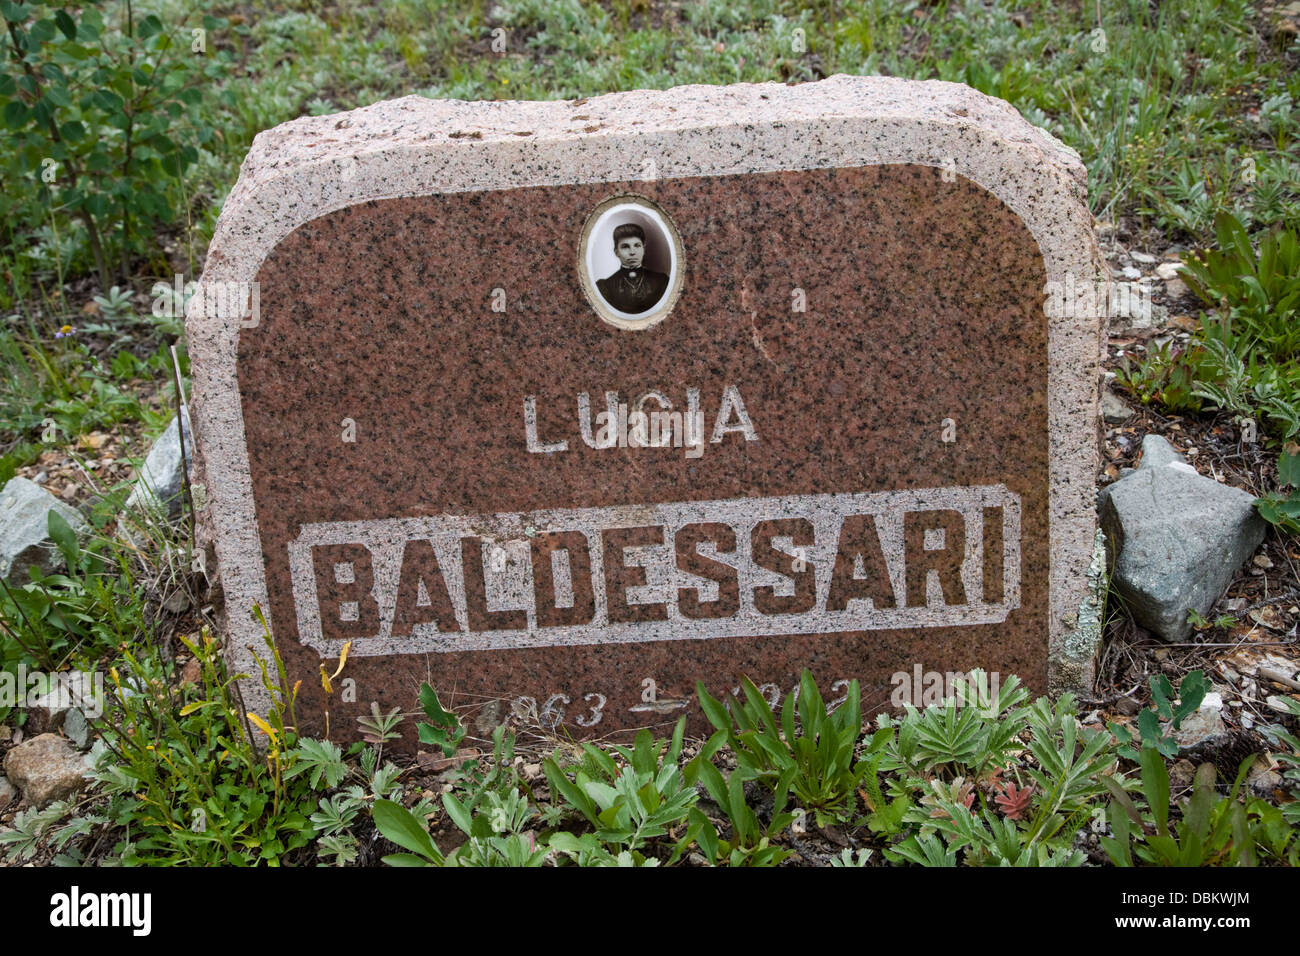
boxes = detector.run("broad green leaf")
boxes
[1279,450,1300,488]
[54,9,76,39]
[47,508,79,569]
[418,682,456,726]
[3,100,28,129]
[441,793,472,837]
[1139,747,1171,837]
[1171,670,1208,727]
[1136,707,1161,747]
[696,682,729,732]
[372,799,441,864]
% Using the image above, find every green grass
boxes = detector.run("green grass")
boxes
[104,0,1300,273]
[6,0,1298,318]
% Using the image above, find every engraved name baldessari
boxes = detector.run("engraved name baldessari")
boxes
[290,485,1021,656]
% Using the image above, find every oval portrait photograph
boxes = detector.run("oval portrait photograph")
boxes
[578,195,684,330]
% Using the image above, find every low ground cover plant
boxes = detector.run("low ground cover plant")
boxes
[359,670,1300,867]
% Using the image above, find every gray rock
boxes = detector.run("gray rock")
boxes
[3,733,89,807]
[62,708,89,749]
[1247,758,1283,799]
[0,776,14,809]
[125,410,194,523]
[1100,436,1266,640]
[1171,693,1231,754]
[1138,433,1185,469]
[0,477,87,583]
[1102,390,1133,424]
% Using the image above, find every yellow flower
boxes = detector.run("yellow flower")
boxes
[247,712,279,744]
[319,641,352,694]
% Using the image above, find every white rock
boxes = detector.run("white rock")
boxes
[1101,391,1133,424]
[124,410,194,523]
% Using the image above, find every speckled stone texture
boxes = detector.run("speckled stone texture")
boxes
[189,75,1104,743]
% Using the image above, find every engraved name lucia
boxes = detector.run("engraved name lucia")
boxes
[523,385,758,460]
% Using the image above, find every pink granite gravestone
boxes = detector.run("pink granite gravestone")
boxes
[188,75,1105,742]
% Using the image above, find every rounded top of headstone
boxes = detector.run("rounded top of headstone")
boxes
[237,74,1082,173]
[197,74,1092,296]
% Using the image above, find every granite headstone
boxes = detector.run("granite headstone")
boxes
[189,75,1105,742]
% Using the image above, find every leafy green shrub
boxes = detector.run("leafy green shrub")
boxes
[1113,340,1208,414]
[1112,214,1300,442]
[1,2,230,286]
[374,786,546,868]
[80,625,322,865]
[858,672,1026,840]
[1101,748,1256,867]
[0,509,147,671]
[687,757,796,867]
[881,687,1117,867]
[0,798,83,863]
[302,741,409,867]
[542,719,698,861]
[548,831,663,867]
[1245,798,1299,866]
[881,673,1030,781]
[1182,213,1300,365]
[0,317,172,478]
[374,721,699,867]
[696,670,873,827]
[441,789,550,867]
[1178,214,1300,441]
[1191,332,1300,442]
[891,799,1086,867]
